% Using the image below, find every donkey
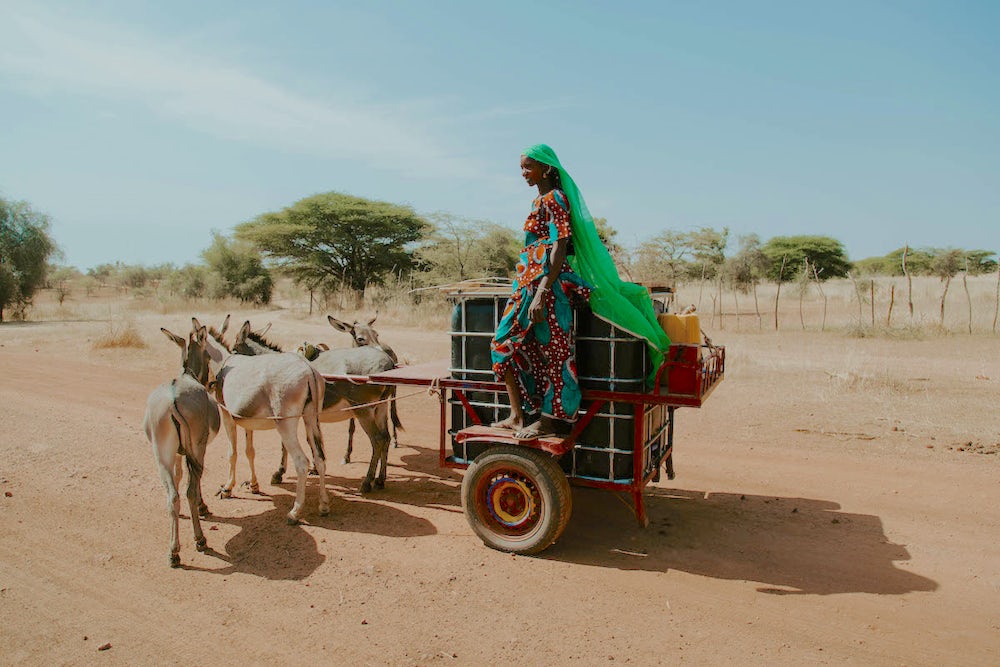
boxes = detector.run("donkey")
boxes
[142,325,220,567]
[201,315,268,496]
[198,318,330,524]
[304,343,398,493]
[327,313,403,462]
[227,324,393,492]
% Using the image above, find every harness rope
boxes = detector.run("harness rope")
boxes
[217,376,442,420]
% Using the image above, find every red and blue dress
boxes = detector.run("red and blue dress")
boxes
[491,189,591,421]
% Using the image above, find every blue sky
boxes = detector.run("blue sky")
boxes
[1,1,997,270]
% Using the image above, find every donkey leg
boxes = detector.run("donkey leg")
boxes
[218,415,239,498]
[305,416,329,516]
[272,446,288,485]
[375,403,392,489]
[277,421,309,524]
[344,418,355,463]
[156,450,182,567]
[355,409,390,493]
[244,429,260,494]
[186,456,208,553]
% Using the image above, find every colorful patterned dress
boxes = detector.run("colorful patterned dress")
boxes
[491,189,591,422]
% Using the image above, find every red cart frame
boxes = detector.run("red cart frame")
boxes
[325,341,724,530]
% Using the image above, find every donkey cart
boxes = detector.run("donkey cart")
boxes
[324,294,724,555]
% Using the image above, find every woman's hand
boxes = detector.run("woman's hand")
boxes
[529,287,548,323]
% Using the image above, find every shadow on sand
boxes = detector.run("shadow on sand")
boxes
[178,479,438,580]
[544,486,938,596]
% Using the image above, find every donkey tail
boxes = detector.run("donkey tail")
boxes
[389,388,404,432]
[169,406,204,479]
[305,366,326,462]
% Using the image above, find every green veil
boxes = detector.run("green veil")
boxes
[522,144,671,383]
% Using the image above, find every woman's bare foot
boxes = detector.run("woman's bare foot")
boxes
[491,414,523,430]
[514,417,556,440]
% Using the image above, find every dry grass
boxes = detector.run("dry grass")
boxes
[25,273,1000,340]
[92,320,147,349]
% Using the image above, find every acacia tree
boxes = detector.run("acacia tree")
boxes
[761,235,851,282]
[237,192,428,293]
[0,197,59,321]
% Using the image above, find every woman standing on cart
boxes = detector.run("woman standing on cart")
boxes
[491,144,670,440]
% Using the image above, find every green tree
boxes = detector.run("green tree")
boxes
[761,235,851,282]
[47,264,81,305]
[686,226,729,281]
[164,263,209,298]
[202,232,273,304]
[237,192,428,293]
[633,230,693,286]
[0,197,59,321]
[964,249,998,275]
[413,214,519,285]
[723,234,770,292]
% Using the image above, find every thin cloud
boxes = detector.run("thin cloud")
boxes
[0,7,484,179]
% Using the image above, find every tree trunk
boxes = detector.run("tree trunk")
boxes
[903,245,914,319]
[774,256,787,331]
[848,272,864,329]
[752,281,762,329]
[887,284,895,327]
[798,260,808,331]
[940,275,951,326]
[963,268,972,334]
[812,264,828,331]
[733,286,741,331]
[870,280,875,328]
[994,264,1000,333]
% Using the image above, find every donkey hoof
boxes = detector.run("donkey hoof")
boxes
[217,487,233,499]
[169,554,181,568]
[374,479,385,490]
[308,467,319,477]
[196,537,208,552]
[360,481,372,494]
[319,505,330,517]
[198,504,211,518]
[270,471,284,485]
[286,514,301,526]
[342,456,351,465]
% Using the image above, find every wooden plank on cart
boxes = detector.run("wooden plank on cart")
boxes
[455,425,575,457]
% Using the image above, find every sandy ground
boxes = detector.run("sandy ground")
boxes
[1,310,998,666]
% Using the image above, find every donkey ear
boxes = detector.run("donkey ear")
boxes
[368,311,379,326]
[235,320,252,344]
[194,325,208,344]
[255,322,272,337]
[191,317,203,330]
[327,315,352,333]
[220,314,231,335]
[161,328,186,348]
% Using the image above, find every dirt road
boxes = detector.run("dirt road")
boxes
[1,315,998,665]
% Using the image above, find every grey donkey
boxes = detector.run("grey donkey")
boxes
[326,313,403,463]
[142,325,221,567]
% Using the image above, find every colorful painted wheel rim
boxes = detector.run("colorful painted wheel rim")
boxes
[476,469,542,537]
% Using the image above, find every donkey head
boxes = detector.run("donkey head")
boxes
[232,320,282,356]
[162,326,212,387]
[328,312,381,348]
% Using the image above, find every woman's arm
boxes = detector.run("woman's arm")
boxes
[528,236,570,323]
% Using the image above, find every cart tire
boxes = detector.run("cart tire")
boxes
[461,445,572,555]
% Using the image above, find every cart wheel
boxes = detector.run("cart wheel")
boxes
[461,445,572,555]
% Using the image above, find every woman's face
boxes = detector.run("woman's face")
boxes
[520,156,548,187]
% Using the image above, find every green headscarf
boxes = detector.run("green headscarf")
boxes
[522,144,671,384]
